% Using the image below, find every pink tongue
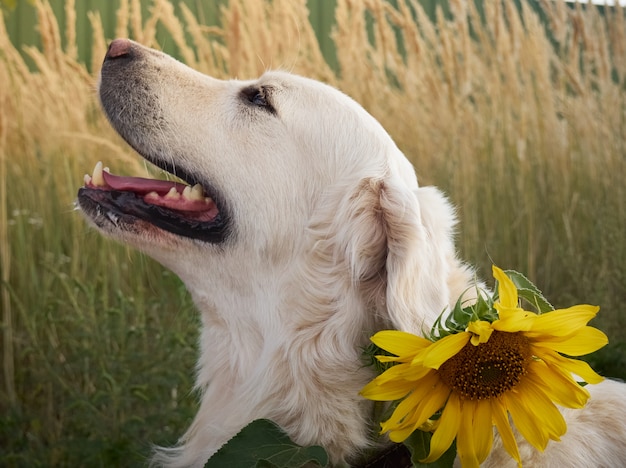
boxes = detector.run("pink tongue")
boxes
[102,170,188,195]
[100,169,217,217]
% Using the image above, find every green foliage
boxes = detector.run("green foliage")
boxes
[0,0,34,11]
[429,288,496,340]
[497,270,554,314]
[362,342,397,374]
[0,245,199,466]
[0,158,199,465]
[428,268,561,342]
[404,431,457,468]
[205,419,329,468]
[0,0,16,11]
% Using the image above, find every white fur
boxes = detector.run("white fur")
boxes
[88,40,626,467]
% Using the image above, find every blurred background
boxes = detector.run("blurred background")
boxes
[1,0,624,465]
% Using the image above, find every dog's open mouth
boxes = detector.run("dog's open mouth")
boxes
[77,161,229,243]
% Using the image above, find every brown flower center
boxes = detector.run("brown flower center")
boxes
[438,331,532,400]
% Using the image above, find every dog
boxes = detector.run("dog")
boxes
[77,39,626,467]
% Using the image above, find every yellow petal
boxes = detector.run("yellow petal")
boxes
[388,424,420,443]
[387,384,450,442]
[527,305,600,337]
[539,350,605,384]
[526,362,590,408]
[524,382,567,441]
[502,389,548,450]
[492,265,518,308]
[375,353,425,364]
[405,379,450,434]
[371,330,432,356]
[374,361,431,384]
[473,400,494,463]
[457,400,479,468]
[491,399,521,466]
[420,332,470,369]
[421,392,461,463]
[467,320,494,345]
[402,363,436,382]
[523,384,567,442]
[375,354,407,363]
[381,372,444,434]
[503,380,566,451]
[360,376,416,401]
[492,307,536,332]
[382,389,426,434]
[530,326,608,356]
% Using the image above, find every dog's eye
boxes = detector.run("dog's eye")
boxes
[241,85,275,113]
[251,91,267,106]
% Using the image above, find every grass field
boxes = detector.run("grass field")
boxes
[1,0,625,466]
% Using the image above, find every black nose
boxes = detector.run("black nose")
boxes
[106,38,132,59]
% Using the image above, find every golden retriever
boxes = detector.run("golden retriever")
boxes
[77,39,626,467]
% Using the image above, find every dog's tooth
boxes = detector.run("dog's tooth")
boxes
[190,184,205,201]
[182,186,192,199]
[145,191,159,199]
[84,174,92,185]
[165,187,181,200]
[92,161,105,186]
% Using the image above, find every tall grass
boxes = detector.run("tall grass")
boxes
[1,0,624,465]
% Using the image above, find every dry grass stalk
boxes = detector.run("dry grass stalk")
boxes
[180,3,219,74]
[129,0,143,43]
[64,0,77,61]
[213,0,334,79]
[88,10,106,75]
[115,0,129,40]
[0,0,622,299]
[155,0,198,68]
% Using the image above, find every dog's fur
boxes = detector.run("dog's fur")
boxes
[79,39,626,467]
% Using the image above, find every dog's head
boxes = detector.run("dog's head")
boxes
[78,39,461,334]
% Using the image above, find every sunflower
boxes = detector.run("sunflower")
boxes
[361,265,608,467]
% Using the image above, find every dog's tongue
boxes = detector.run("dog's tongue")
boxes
[102,170,187,195]
[97,167,217,216]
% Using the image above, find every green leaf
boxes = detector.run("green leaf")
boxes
[205,419,329,468]
[503,270,554,313]
[255,460,278,468]
[471,292,498,322]
[403,430,456,467]
[362,342,396,373]
[404,429,430,463]
[429,285,496,340]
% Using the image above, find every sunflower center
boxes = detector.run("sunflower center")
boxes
[438,331,532,400]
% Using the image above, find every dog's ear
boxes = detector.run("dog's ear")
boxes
[383,183,458,332]
[338,176,458,333]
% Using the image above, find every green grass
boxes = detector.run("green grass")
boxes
[0,159,199,465]
[1,0,625,466]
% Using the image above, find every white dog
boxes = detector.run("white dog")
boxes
[78,39,626,467]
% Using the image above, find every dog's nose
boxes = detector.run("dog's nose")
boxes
[106,38,132,59]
